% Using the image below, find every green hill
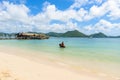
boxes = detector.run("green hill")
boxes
[62,30,87,37]
[0,32,5,36]
[46,32,63,37]
[108,36,120,38]
[89,32,107,38]
[46,30,87,37]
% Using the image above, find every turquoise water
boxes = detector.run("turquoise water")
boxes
[1,37,120,78]
[0,37,120,62]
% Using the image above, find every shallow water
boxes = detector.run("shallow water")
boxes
[0,37,120,79]
[0,37,120,62]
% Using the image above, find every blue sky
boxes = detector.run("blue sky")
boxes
[0,0,120,36]
[25,0,74,14]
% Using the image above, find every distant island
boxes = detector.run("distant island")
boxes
[46,30,88,37]
[0,30,120,40]
[46,30,120,38]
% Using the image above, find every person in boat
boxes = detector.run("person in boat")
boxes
[59,41,65,48]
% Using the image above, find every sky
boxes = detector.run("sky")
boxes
[0,0,120,36]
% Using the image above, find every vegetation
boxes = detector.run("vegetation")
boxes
[61,30,87,37]
[0,30,120,39]
[46,32,63,37]
[46,30,87,37]
[89,32,107,38]
[46,30,120,38]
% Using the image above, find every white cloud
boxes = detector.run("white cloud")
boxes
[95,0,103,4]
[0,1,30,23]
[48,22,77,33]
[0,0,120,35]
[89,0,103,4]
[70,0,88,9]
[0,1,32,32]
[87,0,120,20]
[107,0,120,19]
[89,4,108,17]
[84,19,120,35]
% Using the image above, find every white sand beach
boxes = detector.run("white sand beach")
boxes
[0,45,120,80]
[0,51,107,80]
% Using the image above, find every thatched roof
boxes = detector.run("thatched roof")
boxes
[16,32,49,39]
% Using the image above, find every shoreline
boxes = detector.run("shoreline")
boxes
[0,45,120,80]
[0,52,104,80]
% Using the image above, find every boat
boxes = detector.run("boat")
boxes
[59,42,65,48]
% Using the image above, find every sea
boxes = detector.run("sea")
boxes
[0,37,120,79]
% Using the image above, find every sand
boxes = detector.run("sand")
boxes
[0,52,106,80]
